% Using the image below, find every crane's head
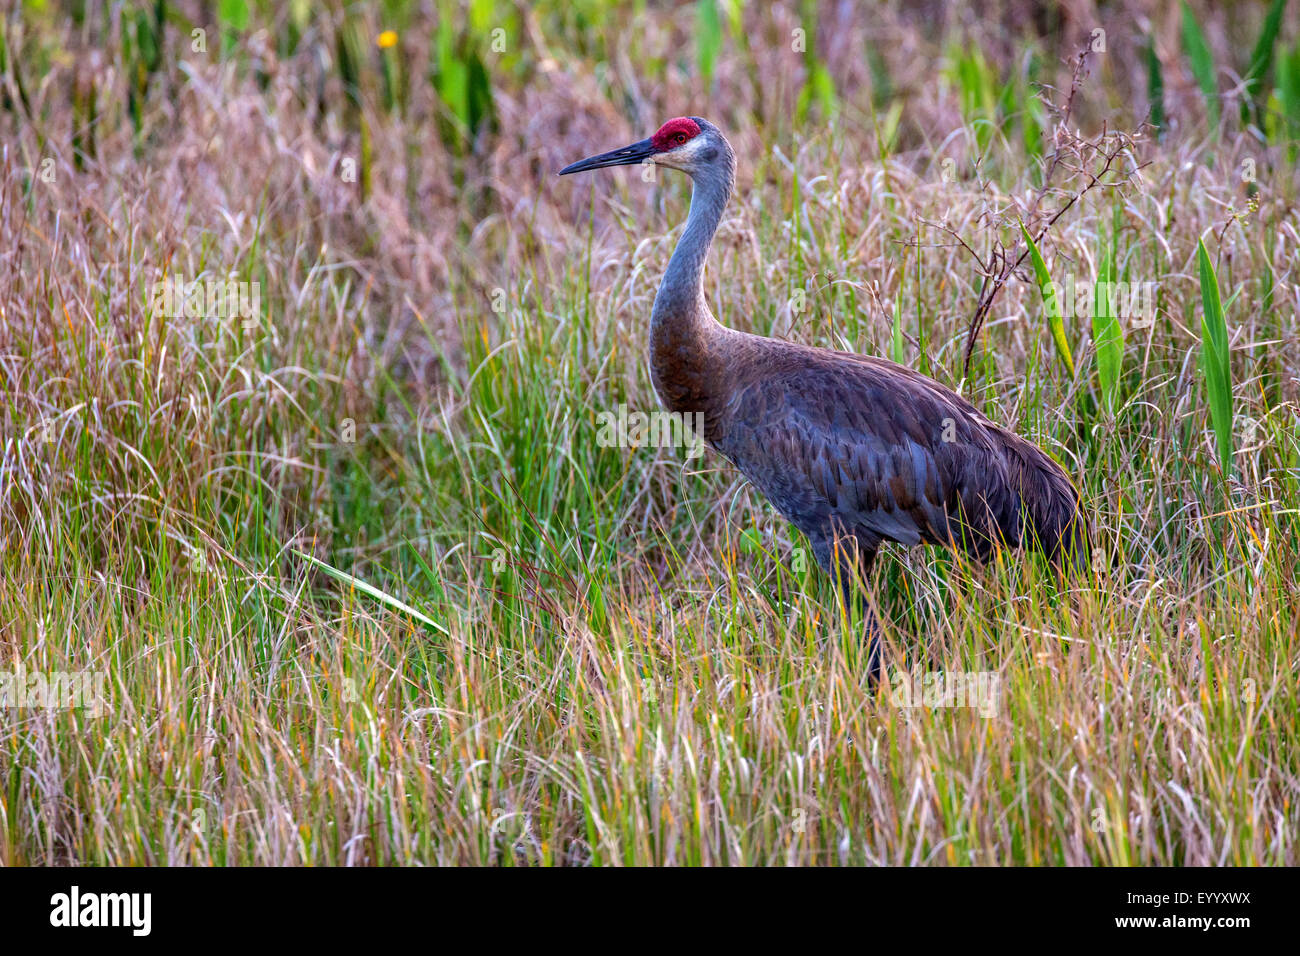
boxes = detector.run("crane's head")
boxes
[559,116,733,181]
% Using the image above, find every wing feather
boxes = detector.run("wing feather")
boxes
[713,341,1027,557]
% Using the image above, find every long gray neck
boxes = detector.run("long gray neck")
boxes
[650,159,734,338]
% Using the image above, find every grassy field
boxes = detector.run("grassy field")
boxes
[1,0,1298,865]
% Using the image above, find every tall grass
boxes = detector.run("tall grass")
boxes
[0,0,1297,865]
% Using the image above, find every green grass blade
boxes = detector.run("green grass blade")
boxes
[696,0,723,87]
[950,47,998,155]
[1145,36,1165,135]
[891,263,906,364]
[1278,39,1300,159]
[1181,0,1220,132]
[1243,0,1288,128]
[1196,239,1234,475]
[1092,237,1123,409]
[218,0,250,31]
[295,549,450,635]
[1020,222,1075,378]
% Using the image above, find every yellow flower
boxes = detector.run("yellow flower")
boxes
[377,30,397,49]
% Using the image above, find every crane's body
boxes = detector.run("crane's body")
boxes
[561,117,1088,677]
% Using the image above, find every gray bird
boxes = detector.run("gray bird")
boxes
[561,116,1088,678]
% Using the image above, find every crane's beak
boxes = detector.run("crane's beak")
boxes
[559,138,654,175]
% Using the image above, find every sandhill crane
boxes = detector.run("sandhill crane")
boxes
[560,117,1088,679]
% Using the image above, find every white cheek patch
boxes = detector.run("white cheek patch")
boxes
[675,136,710,162]
[657,135,710,169]
[681,136,712,158]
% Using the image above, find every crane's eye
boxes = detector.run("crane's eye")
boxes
[674,133,687,144]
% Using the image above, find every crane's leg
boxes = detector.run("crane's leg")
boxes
[846,580,884,684]
[814,533,883,683]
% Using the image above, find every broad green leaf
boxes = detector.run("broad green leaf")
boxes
[1242,0,1288,128]
[1197,239,1234,474]
[218,0,250,31]
[696,0,722,87]
[1092,239,1124,409]
[1020,222,1074,377]
[1277,39,1300,159]
[1181,1,1220,131]
[1145,37,1165,135]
